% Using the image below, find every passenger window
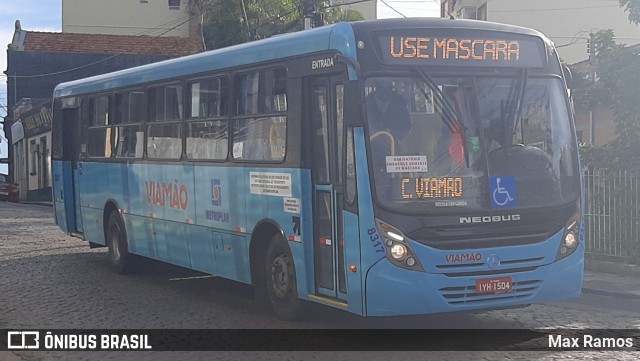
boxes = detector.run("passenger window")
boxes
[232,68,287,161]
[186,120,228,160]
[147,123,182,160]
[147,84,184,160]
[189,77,228,118]
[114,91,145,158]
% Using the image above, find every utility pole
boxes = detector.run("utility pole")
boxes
[240,0,252,40]
[303,0,314,30]
[588,33,596,146]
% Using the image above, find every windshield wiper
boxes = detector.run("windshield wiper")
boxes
[413,67,460,133]
[412,67,469,167]
[509,68,529,142]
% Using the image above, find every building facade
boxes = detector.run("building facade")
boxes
[335,0,376,20]
[443,0,640,64]
[442,0,640,146]
[5,21,201,201]
[63,0,195,38]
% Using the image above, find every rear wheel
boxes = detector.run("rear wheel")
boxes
[265,234,301,320]
[106,211,132,274]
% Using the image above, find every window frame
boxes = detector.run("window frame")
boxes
[113,88,146,159]
[85,94,115,159]
[231,66,288,163]
[146,81,186,161]
[72,61,293,166]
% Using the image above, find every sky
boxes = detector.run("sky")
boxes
[0,0,62,174]
[0,0,439,174]
[378,0,440,19]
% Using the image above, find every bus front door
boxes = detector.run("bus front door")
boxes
[308,76,350,303]
[59,106,83,234]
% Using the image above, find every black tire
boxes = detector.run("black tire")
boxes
[106,211,132,274]
[265,233,302,320]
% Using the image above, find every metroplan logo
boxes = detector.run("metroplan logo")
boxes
[7,331,40,349]
[211,179,222,206]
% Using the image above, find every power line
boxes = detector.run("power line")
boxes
[4,2,228,79]
[379,0,407,18]
[62,16,192,36]
[320,0,375,10]
[6,13,201,79]
[491,4,619,13]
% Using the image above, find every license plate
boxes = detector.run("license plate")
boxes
[475,277,512,294]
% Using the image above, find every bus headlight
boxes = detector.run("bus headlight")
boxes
[390,244,407,260]
[556,211,581,261]
[376,219,424,272]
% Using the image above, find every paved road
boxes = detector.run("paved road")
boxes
[1,202,638,360]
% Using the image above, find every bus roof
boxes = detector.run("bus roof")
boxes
[53,22,357,98]
[350,17,549,41]
[53,18,552,98]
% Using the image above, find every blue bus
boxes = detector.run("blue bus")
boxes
[52,18,583,320]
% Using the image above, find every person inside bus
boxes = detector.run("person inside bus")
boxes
[436,84,485,173]
[366,80,412,199]
[366,80,412,140]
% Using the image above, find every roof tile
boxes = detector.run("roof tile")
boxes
[23,31,201,56]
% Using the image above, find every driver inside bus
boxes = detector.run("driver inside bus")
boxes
[366,80,412,199]
[366,80,412,140]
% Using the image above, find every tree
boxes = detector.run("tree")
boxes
[619,0,640,25]
[571,29,640,169]
[573,3,640,169]
[190,0,364,51]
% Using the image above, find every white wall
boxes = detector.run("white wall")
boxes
[62,0,191,37]
[336,0,376,20]
[14,140,27,200]
[451,0,640,64]
[26,133,51,193]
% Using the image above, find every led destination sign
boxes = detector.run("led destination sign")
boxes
[376,31,546,68]
[390,37,520,61]
[401,177,463,199]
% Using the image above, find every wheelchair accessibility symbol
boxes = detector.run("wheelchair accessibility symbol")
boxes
[490,176,517,208]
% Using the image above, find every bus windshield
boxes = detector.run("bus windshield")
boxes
[365,73,580,213]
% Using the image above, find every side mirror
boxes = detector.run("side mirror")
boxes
[562,64,573,90]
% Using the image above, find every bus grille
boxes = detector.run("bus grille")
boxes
[439,279,542,306]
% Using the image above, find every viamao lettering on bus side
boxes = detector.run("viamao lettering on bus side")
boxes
[145,180,189,210]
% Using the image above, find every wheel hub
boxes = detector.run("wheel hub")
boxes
[271,254,290,298]
[111,231,121,261]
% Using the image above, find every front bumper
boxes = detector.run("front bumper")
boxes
[365,240,584,316]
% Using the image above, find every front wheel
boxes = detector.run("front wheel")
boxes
[265,234,302,320]
[106,211,133,274]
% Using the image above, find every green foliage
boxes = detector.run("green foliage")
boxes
[571,29,640,171]
[191,0,364,50]
[619,0,640,25]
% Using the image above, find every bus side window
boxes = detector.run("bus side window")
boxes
[147,84,184,160]
[87,96,113,158]
[186,76,229,161]
[269,119,286,160]
[232,68,287,162]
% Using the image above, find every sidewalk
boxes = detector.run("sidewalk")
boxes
[0,352,21,361]
[19,201,53,207]
[583,257,640,299]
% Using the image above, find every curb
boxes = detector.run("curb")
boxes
[18,201,53,207]
[585,258,640,276]
[582,287,640,300]
[0,352,23,361]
